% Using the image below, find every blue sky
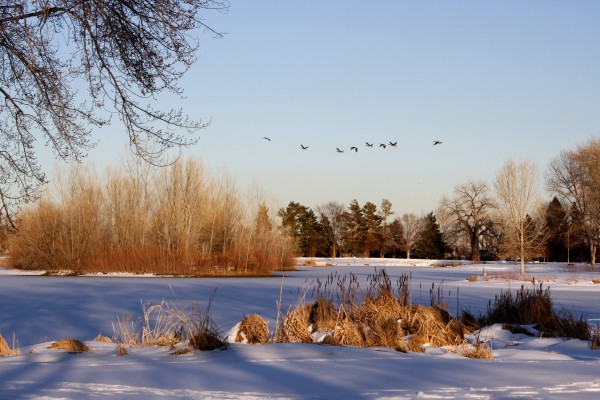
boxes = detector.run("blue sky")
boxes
[77,1,600,215]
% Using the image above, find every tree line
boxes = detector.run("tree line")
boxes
[7,156,294,275]
[280,138,600,270]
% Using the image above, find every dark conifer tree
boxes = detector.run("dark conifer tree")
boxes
[413,212,446,259]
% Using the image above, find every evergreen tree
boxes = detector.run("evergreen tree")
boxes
[545,197,568,261]
[362,201,382,256]
[413,212,446,259]
[278,202,324,257]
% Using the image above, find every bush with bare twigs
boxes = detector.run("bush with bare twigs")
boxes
[236,314,269,344]
[475,284,591,340]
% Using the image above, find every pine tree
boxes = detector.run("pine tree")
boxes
[545,197,568,261]
[413,212,446,259]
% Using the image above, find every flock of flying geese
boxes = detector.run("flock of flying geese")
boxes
[261,137,442,153]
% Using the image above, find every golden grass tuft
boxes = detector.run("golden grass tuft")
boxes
[323,318,363,347]
[93,333,112,343]
[48,338,90,353]
[236,314,269,344]
[116,344,128,356]
[0,334,10,356]
[450,340,493,360]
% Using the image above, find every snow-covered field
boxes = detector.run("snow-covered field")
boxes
[1,258,600,399]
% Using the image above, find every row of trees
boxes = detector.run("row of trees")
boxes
[8,157,294,275]
[279,138,600,272]
[278,199,446,261]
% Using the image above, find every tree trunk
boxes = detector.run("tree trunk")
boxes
[470,230,481,261]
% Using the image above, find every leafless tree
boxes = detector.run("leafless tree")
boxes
[317,201,345,258]
[0,0,228,225]
[546,137,600,265]
[439,181,495,261]
[494,159,546,275]
[399,213,423,259]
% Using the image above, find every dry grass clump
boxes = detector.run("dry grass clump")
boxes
[0,334,18,356]
[592,326,600,350]
[279,270,467,353]
[322,318,363,347]
[474,284,591,341]
[450,340,493,360]
[308,299,338,331]
[116,344,128,356]
[187,298,228,351]
[279,305,312,343]
[236,314,269,344]
[402,305,464,352]
[0,335,9,356]
[48,338,90,353]
[93,333,112,343]
[112,294,227,353]
[141,301,185,347]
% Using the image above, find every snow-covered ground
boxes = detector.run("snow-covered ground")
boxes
[1,258,600,399]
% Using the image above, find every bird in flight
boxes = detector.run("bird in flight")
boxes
[300,144,309,150]
[350,146,358,152]
[379,143,387,148]
[336,148,344,153]
[433,140,442,145]
[262,137,271,141]
[365,142,373,148]
[389,141,397,147]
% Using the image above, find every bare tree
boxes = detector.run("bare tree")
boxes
[546,137,600,265]
[317,201,345,258]
[0,0,228,225]
[399,213,423,259]
[439,181,495,261]
[494,159,546,275]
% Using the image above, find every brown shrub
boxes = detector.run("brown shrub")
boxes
[236,314,269,344]
[48,338,90,353]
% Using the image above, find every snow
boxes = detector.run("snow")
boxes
[1,258,600,399]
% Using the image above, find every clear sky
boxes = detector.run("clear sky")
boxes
[71,1,600,216]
